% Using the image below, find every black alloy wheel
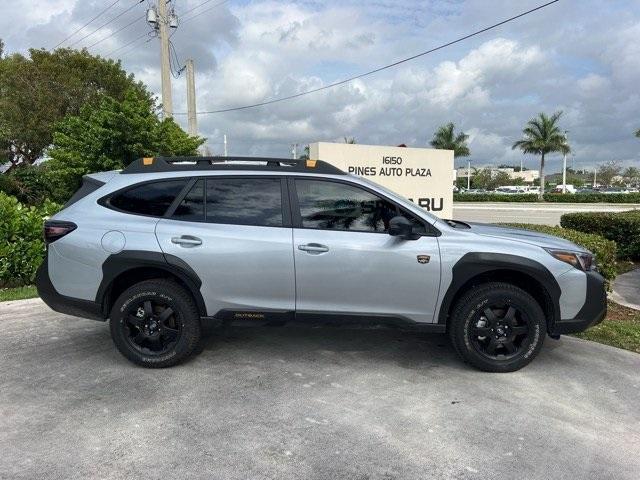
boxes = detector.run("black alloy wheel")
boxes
[469,303,532,360]
[449,282,546,372]
[110,279,201,368]
[124,299,182,355]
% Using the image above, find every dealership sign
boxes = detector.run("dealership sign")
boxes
[309,142,454,218]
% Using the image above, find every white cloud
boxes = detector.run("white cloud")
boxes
[1,0,639,169]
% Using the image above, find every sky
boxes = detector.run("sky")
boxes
[1,0,639,172]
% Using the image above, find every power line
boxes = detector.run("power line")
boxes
[68,0,145,49]
[180,0,230,24]
[175,0,560,115]
[53,0,122,48]
[104,31,151,57]
[179,0,224,18]
[87,16,145,50]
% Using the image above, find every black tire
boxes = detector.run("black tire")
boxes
[109,279,201,368]
[449,282,545,372]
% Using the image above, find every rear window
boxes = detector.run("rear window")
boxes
[107,179,188,217]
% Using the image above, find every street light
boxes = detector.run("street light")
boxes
[562,130,568,194]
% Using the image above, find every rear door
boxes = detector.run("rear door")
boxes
[290,178,441,323]
[155,176,295,318]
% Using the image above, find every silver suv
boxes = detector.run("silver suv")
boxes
[36,157,606,371]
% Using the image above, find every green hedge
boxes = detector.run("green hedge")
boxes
[455,193,640,203]
[0,193,61,287]
[561,210,640,259]
[500,223,618,283]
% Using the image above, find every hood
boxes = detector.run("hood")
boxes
[464,222,590,253]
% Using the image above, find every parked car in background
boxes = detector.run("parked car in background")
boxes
[495,186,527,194]
[600,187,630,194]
[552,184,577,194]
[464,188,489,194]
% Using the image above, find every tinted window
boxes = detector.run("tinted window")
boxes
[108,180,187,217]
[173,180,204,221]
[206,178,283,227]
[296,180,398,232]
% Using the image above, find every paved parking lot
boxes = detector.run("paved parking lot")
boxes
[1,299,639,480]
[453,202,640,225]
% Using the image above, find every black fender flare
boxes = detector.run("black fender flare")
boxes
[437,252,561,327]
[96,250,207,317]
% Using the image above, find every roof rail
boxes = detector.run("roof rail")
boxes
[122,156,345,175]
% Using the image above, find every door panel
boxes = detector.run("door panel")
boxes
[291,177,441,323]
[293,229,440,323]
[157,220,295,315]
[155,176,295,317]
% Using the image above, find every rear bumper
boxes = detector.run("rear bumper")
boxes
[551,270,607,335]
[36,252,105,321]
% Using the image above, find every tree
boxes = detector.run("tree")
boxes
[0,48,148,169]
[344,137,356,144]
[512,111,570,200]
[298,145,310,160]
[635,129,640,138]
[430,122,470,158]
[622,166,639,185]
[596,161,622,186]
[46,89,204,203]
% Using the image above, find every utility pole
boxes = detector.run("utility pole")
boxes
[223,135,228,156]
[562,131,568,193]
[291,143,298,159]
[593,167,597,188]
[186,59,197,136]
[467,159,471,190]
[157,0,173,118]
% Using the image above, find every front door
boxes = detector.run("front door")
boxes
[291,178,441,323]
[155,176,295,318]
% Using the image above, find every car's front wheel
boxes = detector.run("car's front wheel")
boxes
[449,282,546,372]
[110,279,201,368]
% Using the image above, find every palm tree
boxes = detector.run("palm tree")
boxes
[635,129,640,138]
[344,137,357,144]
[512,111,570,200]
[429,123,470,158]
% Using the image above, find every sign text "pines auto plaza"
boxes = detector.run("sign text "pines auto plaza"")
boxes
[309,142,454,218]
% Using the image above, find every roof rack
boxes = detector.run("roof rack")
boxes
[122,156,345,175]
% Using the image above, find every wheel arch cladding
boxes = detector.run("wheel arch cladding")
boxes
[97,250,207,318]
[438,252,561,332]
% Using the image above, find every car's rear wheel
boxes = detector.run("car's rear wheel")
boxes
[449,282,546,372]
[110,279,201,368]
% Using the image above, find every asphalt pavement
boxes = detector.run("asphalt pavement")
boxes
[453,202,640,225]
[1,299,639,480]
[611,268,640,310]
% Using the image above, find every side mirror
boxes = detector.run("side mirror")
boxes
[389,215,418,240]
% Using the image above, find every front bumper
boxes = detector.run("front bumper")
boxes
[36,251,104,321]
[551,270,607,335]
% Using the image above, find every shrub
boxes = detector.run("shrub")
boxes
[500,223,618,283]
[454,193,640,203]
[0,192,60,287]
[561,210,640,259]
[0,166,53,206]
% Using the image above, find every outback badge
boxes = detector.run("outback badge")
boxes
[417,255,430,264]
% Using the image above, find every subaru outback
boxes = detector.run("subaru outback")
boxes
[36,157,606,372]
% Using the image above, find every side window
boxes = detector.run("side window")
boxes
[295,180,398,232]
[206,178,283,227]
[172,180,204,222]
[108,179,187,217]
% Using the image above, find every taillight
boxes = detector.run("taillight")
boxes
[44,221,77,244]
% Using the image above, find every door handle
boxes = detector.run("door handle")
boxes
[171,235,202,247]
[298,243,329,254]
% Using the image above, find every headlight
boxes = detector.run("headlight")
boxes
[545,248,594,271]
